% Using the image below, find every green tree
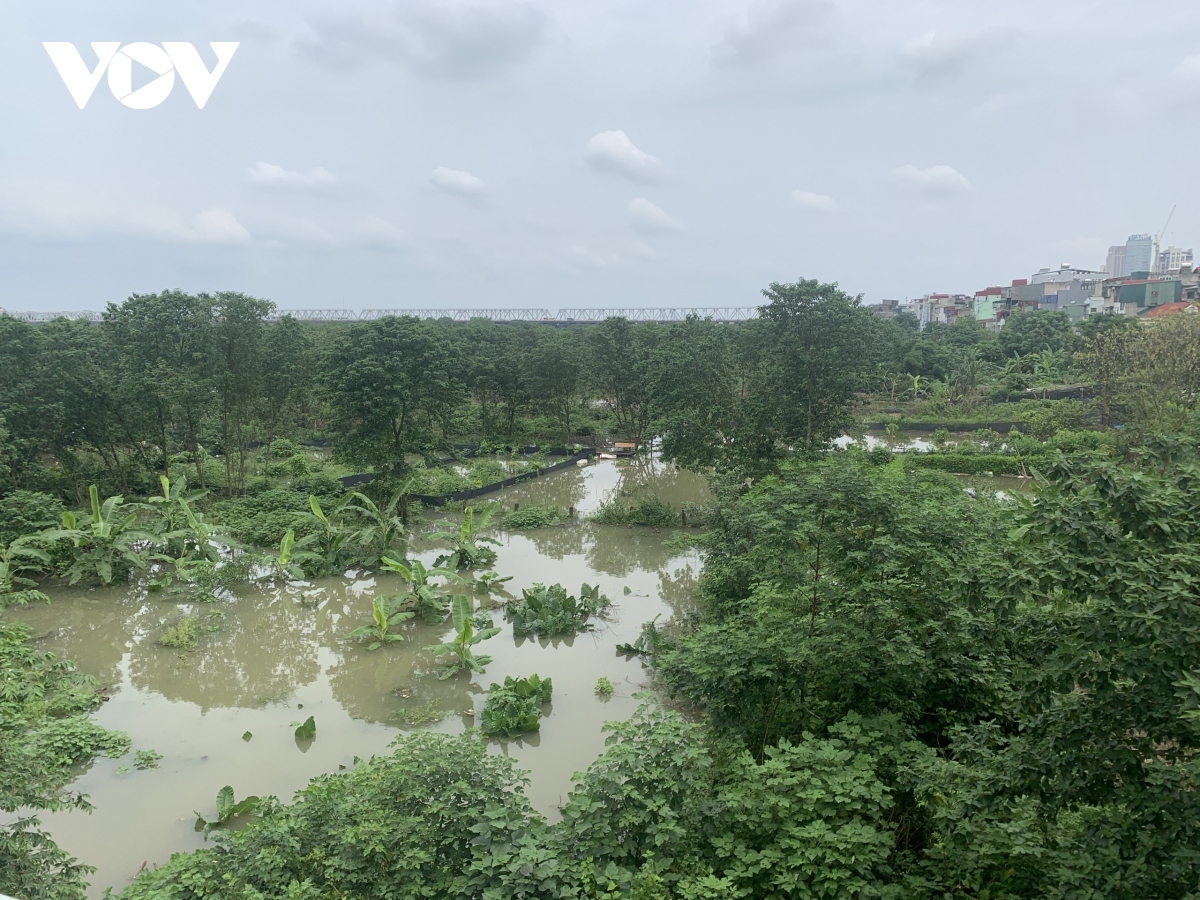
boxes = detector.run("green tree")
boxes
[998,308,1077,358]
[753,279,880,453]
[325,316,461,480]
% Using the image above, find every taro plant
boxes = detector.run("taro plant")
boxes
[194,785,261,836]
[480,674,553,738]
[43,485,155,585]
[0,537,50,608]
[424,594,501,680]
[348,595,415,650]
[506,582,611,638]
[343,483,411,566]
[430,504,501,570]
[380,557,468,623]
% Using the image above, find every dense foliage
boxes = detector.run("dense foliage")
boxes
[0,623,130,900]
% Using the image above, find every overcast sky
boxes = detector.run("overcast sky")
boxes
[2,0,1198,313]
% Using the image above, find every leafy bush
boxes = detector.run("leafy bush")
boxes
[0,491,63,545]
[467,459,508,487]
[502,505,561,529]
[905,453,1027,475]
[595,676,614,696]
[208,488,324,548]
[1,622,129,900]
[592,495,677,528]
[268,438,300,459]
[480,674,553,737]
[506,582,611,638]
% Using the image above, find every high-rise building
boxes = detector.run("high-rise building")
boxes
[1125,233,1154,275]
[1156,246,1194,274]
[1105,244,1126,277]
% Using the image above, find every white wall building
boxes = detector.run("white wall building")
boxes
[1156,246,1194,274]
[1105,244,1126,277]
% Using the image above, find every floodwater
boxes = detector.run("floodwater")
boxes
[4,458,709,898]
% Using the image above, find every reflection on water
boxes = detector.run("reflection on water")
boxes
[2,460,709,898]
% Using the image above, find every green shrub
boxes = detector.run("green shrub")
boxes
[0,491,63,545]
[467,460,508,487]
[269,439,301,459]
[592,496,677,528]
[502,505,561,529]
[507,582,611,638]
[595,676,614,696]
[906,454,1026,475]
[480,674,553,737]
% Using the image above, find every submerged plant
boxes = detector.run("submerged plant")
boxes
[506,582,611,638]
[480,674,553,738]
[594,676,614,696]
[501,505,561,529]
[343,483,411,565]
[134,749,163,770]
[430,505,501,570]
[348,595,415,650]
[194,785,261,836]
[616,615,666,658]
[475,570,513,594]
[293,495,358,578]
[380,556,467,623]
[424,594,501,680]
[43,485,155,585]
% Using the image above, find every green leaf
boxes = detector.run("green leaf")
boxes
[294,716,316,740]
[215,784,234,819]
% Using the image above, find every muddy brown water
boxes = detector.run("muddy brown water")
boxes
[4,459,709,898]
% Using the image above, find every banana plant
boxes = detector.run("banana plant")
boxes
[343,482,412,566]
[348,595,415,650]
[0,536,50,607]
[423,594,501,680]
[429,504,501,570]
[272,528,313,581]
[194,785,261,836]
[379,556,467,623]
[147,474,208,553]
[293,495,357,578]
[42,485,155,585]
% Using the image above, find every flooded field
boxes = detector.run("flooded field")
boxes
[3,458,709,898]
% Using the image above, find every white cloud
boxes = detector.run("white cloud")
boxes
[585,131,664,183]
[892,164,972,198]
[791,190,837,212]
[191,209,251,244]
[430,166,486,197]
[628,198,683,233]
[355,215,407,249]
[246,162,338,189]
[901,28,1026,81]
[298,1,548,79]
[712,0,833,68]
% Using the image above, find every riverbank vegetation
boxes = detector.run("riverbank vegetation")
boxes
[6,278,1200,897]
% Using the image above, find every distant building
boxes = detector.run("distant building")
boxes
[866,298,901,319]
[1125,233,1154,275]
[1031,265,1105,285]
[1104,276,1182,313]
[914,293,971,329]
[1156,246,1194,274]
[972,287,1004,327]
[1106,245,1127,278]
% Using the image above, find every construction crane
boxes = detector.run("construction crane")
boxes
[1154,204,1177,274]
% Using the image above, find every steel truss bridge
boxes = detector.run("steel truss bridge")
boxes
[4,307,759,325]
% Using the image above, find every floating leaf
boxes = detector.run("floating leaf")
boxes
[295,716,316,740]
[242,731,253,742]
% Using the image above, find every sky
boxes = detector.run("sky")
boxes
[1,0,1199,313]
